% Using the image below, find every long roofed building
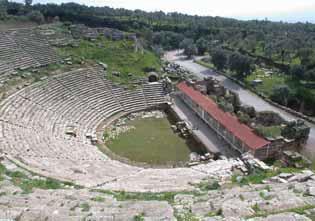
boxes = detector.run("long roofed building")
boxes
[177,81,272,159]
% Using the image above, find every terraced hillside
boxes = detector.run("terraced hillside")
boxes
[0,28,58,77]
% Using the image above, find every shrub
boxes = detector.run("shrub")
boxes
[27,10,44,24]
[197,180,220,191]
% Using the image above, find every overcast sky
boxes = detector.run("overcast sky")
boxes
[15,0,315,23]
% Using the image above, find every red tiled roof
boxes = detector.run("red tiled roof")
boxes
[177,81,270,150]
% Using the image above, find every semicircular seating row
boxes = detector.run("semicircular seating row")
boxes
[0,29,59,80]
[0,67,167,187]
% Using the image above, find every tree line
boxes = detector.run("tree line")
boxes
[1,0,315,115]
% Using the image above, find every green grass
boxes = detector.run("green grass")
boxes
[252,203,262,213]
[259,191,273,200]
[232,165,305,186]
[12,177,63,194]
[232,169,278,186]
[106,117,202,165]
[291,57,301,65]
[195,60,215,69]
[176,212,200,221]
[311,161,315,172]
[196,180,220,191]
[255,125,283,139]
[206,209,222,217]
[79,202,90,212]
[58,37,161,85]
[245,69,288,97]
[0,18,36,31]
[195,61,287,98]
[133,213,145,221]
[0,163,77,194]
[92,189,186,203]
[91,196,105,202]
[247,204,315,219]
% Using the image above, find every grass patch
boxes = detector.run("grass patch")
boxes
[232,166,305,186]
[232,158,306,186]
[91,189,201,204]
[79,202,90,212]
[244,68,288,97]
[255,125,282,139]
[133,213,145,221]
[91,196,105,202]
[196,180,220,191]
[106,117,203,165]
[12,178,63,194]
[239,194,245,201]
[97,190,177,203]
[247,204,315,218]
[232,169,278,186]
[0,164,6,181]
[206,209,222,217]
[259,191,273,200]
[311,161,315,172]
[252,203,261,213]
[195,60,215,69]
[0,163,76,193]
[58,37,161,85]
[176,212,200,221]
[278,167,304,174]
[0,18,36,31]
[289,205,315,215]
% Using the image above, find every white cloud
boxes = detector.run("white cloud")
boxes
[19,0,315,22]
[98,0,315,17]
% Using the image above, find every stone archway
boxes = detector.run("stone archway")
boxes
[148,72,159,82]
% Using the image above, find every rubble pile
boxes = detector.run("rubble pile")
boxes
[162,62,193,80]
[38,24,76,47]
[281,150,312,168]
[242,153,271,173]
[69,24,138,42]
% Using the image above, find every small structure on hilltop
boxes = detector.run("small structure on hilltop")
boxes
[148,72,159,82]
[251,79,263,86]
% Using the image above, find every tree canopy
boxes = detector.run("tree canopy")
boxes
[211,49,227,70]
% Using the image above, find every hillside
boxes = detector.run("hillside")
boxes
[57,37,161,85]
[0,1,315,221]
[2,1,314,116]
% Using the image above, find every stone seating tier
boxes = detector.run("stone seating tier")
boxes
[0,29,58,78]
[0,68,177,188]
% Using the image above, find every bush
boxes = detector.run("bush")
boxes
[211,49,227,70]
[27,10,44,24]
[228,52,254,77]
[290,64,305,79]
[255,125,282,139]
[0,0,8,20]
[197,180,220,191]
[270,85,291,106]
[238,112,251,125]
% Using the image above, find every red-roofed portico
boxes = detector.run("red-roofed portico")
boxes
[176,81,271,158]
